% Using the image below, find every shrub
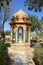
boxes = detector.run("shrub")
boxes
[0,41,9,65]
[33,47,43,65]
[30,40,36,47]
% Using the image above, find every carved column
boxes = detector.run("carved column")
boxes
[24,27,26,44]
[16,27,18,44]
[10,26,12,44]
[28,27,30,45]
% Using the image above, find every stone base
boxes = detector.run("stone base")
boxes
[10,44,30,51]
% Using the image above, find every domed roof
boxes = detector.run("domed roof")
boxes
[14,9,28,17]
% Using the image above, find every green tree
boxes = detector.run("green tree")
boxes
[0,0,12,11]
[24,0,43,12]
[5,30,10,35]
[29,15,41,33]
[38,17,43,38]
[40,17,43,32]
[0,41,9,65]
[0,0,12,42]
[24,0,43,33]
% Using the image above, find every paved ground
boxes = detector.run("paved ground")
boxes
[8,48,35,65]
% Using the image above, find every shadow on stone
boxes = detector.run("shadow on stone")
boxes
[5,43,11,47]
[14,61,23,65]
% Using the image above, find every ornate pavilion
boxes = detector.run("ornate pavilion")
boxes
[8,9,35,65]
[9,9,31,50]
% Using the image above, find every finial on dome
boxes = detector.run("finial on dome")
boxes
[14,8,27,16]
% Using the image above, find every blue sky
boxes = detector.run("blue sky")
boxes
[4,0,43,31]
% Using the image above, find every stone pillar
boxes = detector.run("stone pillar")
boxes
[16,28,18,44]
[24,28,26,44]
[28,27,30,45]
[10,26,12,44]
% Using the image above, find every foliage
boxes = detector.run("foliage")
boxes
[5,30,10,35]
[0,0,12,11]
[33,46,43,65]
[0,0,12,23]
[29,15,42,33]
[0,41,9,65]
[30,41,36,47]
[0,0,12,42]
[38,32,43,39]
[25,0,43,12]
[40,17,43,32]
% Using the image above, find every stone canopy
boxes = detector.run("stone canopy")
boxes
[10,9,31,25]
[9,9,31,49]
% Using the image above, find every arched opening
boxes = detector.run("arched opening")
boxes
[12,27,16,43]
[26,27,28,43]
[18,27,23,43]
